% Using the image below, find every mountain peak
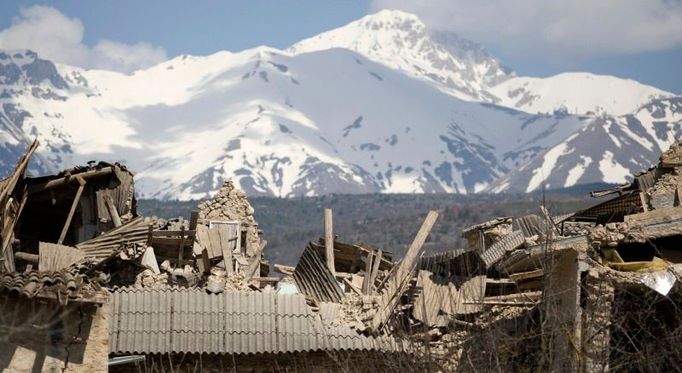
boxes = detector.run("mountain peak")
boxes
[353,9,425,29]
[0,49,67,89]
[289,10,510,102]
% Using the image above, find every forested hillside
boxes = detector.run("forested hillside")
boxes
[137,185,608,266]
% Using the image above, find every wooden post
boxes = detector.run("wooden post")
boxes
[362,251,375,295]
[146,225,154,246]
[369,250,383,294]
[371,210,439,332]
[177,226,185,266]
[58,176,85,245]
[324,208,335,275]
[640,191,649,212]
[189,211,199,230]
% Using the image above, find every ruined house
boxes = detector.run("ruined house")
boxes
[1,138,682,372]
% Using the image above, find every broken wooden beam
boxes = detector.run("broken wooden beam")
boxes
[27,166,113,194]
[274,264,295,276]
[14,251,39,263]
[370,210,439,332]
[324,208,335,275]
[103,192,122,227]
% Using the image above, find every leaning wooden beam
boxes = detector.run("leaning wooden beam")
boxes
[103,192,122,227]
[57,176,86,245]
[324,208,335,275]
[244,240,267,282]
[0,140,38,204]
[370,210,439,332]
[0,141,38,272]
[2,189,28,272]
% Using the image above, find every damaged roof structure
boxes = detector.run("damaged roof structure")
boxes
[1,139,682,372]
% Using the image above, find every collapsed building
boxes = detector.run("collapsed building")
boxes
[0,139,681,372]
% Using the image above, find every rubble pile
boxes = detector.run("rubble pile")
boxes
[1,138,682,372]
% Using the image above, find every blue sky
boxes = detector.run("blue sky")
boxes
[0,0,680,93]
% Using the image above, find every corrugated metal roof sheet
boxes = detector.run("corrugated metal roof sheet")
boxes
[39,242,84,271]
[318,302,341,325]
[76,217,154,261]
[110,288,406,355]
[479,230,525,268]
[293,244,344,303]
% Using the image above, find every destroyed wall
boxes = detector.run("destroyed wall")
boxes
[197,180,261,256]
[0,294,109,373]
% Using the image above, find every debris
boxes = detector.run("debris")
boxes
[2,139,682,372]
[139,246,160,274]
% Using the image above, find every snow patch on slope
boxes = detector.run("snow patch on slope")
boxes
[526,142,573,192]
[599,151,631,184]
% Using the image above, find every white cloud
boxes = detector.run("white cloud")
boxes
[371,0,682,62]
[0,5,167,73]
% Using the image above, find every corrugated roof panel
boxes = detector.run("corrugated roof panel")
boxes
[318,302,341,325]
[480,230,525,268]
[111,288,403,355]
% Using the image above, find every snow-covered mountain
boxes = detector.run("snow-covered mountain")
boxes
[490,97,682,193]
[489,73,673,116]
[289,10,512,103]
[290,10,673,116]
[0,10,680,199]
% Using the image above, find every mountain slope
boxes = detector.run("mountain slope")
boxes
[489,97,682,193]
[289,9,511,103]
[0,10,679,199]
[290,9,673,116]
[489,73,673,116]
[121,47,588,198]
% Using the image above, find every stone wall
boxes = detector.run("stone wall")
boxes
[197,180,262,255]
